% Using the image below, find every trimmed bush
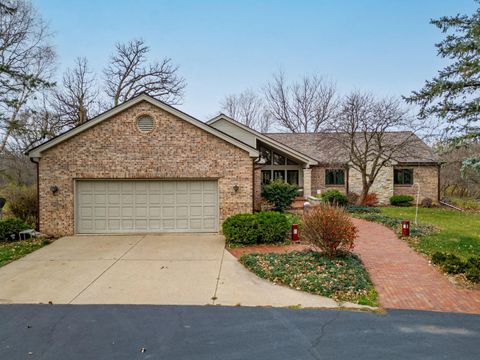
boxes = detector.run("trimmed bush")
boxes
[389,195,414,207]
[465,266,480,283]
[431,251,447,265]
[320,189,348,206]
[440,254,467,274]
[255,211,290,243]
[362,193,379,206]
[222,214,258,245]
[347,192,359,205]
[421,197,433,208]
[346,205,381,214]
[261,180,298,212]
[222,211,291,245]
[0,218,30,241]
[301,205,358,257]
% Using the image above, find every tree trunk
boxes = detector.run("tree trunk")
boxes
[355,173,371,205]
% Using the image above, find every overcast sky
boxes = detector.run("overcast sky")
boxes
[36,0,477,120]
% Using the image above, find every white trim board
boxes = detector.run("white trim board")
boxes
[208,114,318,166]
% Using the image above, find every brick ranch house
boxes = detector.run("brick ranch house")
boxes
[27,93,440,237]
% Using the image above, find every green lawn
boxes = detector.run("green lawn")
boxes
[0,238,50,267]
[240,251,378,306]
[380,207,480,260]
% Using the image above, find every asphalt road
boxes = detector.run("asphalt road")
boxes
[0,305,479,360]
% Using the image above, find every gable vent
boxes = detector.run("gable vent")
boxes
[137,116,155,133]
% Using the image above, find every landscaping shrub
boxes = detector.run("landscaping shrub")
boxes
[466,257,480,269]
[465,266,480,283]
[0,218,30,241]
[421,197,433,208]
[359,214,402,228]
[301,205,358,257]
[345,205,381,214]
[255,211,290,243]
[431,251,447,265]
[222,214,259,245]
[347,192,359,205]
[222,211,291,245]
[362,192,379,206]
[261,180,298,212]
[431,252,480,283]
[389,195,414,207]
[440,254,467,274]
[319,189,348,206]
[2,184,38,227]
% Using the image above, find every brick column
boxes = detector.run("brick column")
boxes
[303,167,312,198]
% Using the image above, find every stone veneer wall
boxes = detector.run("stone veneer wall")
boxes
[38,101,253,237]
[393,166,439,202]
[349,165,394,204]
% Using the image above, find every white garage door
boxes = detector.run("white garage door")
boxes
[76,180,218,233]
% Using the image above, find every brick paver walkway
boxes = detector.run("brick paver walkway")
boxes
[352,218,480,314]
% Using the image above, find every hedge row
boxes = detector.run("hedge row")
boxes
[222,211,291,245]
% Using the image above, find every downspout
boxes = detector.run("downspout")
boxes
[30,157,40,231]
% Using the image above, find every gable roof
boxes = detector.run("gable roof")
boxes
[27,93,259,158]
[207,114,318,166]
[266,132,439,165]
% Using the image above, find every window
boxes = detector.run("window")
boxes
[394,169,413,185]
[259,146,271,165]
[325,169,345,185]
[261,170,271,185]
[287,158,298,165]
[287,170,299,185]
[273,170,285,181]
[272,152,286,165]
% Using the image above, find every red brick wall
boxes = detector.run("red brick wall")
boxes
[38,101,253,236]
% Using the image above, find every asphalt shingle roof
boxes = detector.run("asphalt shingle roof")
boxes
[264,132,438,165]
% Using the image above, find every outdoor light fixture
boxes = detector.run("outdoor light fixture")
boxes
[50,185,59,194]
[233,184,239,192]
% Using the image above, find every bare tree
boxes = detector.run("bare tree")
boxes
[12,90,67,152]
[0,0,55,153]
[103,39,186,106]
[329,92,420,205]
[54,57,101,127]
[264,72,338,133]
[220,90,272,132]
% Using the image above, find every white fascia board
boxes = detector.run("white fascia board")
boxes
[208,115,318,166]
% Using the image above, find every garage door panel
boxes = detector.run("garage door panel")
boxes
[203,193,216,204]
[94,194,106,204]
[149,194,161,204]
[176,206,189,218]
[149,207,161,217]
[190,193,202,204]
[190,206,202,217]
[163,194,175,204]
[77,180,218,233]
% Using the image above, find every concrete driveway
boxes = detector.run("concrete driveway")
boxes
[0,234,365,308]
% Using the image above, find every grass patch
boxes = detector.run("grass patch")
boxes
[0,238,50,267]
[240,250,378,306]
[380,207,480,260]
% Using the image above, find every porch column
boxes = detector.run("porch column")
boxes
[303,166,312,198]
